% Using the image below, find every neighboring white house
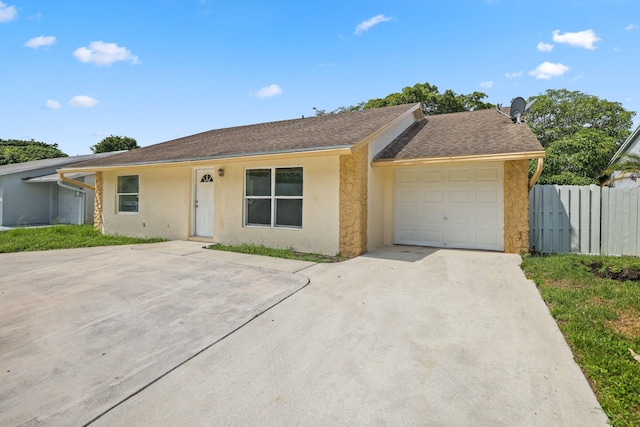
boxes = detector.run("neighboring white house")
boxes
[0,153,119,227]
[607,124,640,188]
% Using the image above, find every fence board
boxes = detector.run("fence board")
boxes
[531,185,640,256]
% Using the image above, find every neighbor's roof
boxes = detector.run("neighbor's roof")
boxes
[374,109,544,163]
[65,103,422,169]
[0,152,121,177]
[608,123,640,166]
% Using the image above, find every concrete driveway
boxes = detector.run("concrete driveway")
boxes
[1,243,607,426]
[0,241,311,426]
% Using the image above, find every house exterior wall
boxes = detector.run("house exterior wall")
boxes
[0,173,55,226]
[339,146,368,257]
[367,112,421,251]
[215,154,341,256]
[102,166,192,240]
[503,159,530,253]
[94,171,103,232]
[99,154,342,255]
[611,137,640,189]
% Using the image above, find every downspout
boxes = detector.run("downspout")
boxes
[528,158,544,191]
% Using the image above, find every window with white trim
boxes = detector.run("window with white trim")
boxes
[245,167,303,228]
[117,175,139,213]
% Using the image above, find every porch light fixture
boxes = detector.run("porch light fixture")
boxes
[217,168,225,177]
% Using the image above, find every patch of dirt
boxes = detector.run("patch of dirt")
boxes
[589,262,640,282]
[609,311,640,338]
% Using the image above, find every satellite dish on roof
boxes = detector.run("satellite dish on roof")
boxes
[510,97,526,123]
[496,96,534,124]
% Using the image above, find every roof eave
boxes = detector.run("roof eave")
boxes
[58,146,353,173]
[609,124,640,165]
[372,150,546,167]
[351,103,423,152]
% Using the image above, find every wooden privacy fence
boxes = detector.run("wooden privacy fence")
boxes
[529,185,640,256]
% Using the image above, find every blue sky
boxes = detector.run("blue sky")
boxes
[1,0,639,155]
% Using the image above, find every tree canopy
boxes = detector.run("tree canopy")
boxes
[91,135,139,153]
[314,82,494,116]
[526,89,636,185]
[0,139,67,166]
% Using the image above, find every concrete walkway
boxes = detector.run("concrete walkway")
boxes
[91,245,608,426]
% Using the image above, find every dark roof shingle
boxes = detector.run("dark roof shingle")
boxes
[374,109,544,162]
[68,103,421,169]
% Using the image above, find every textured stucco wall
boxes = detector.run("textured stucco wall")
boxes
[503,160,529,253]
[339,145,368,257]
[93,171,103,232]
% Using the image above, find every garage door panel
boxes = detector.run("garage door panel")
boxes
[448,190,472,203]
[396,207,419,224]
[423,190,444,203]
[397,170,419,183]
[448,170,471,182]
[476,190,499,203]
[421,230,444,243]
[397,190,419,203]
[422,170,445,182]
[394,164,504,251]
[477,168,500,181]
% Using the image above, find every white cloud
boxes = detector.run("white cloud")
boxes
[45,99,61,110]
[69,95,99,108]
[505,71,523,78]
[552,29,600,50]
[253,84,283,98]
[0,1,17,22]
[73,41,139,66]
[24,35,56,49]
[354,14,392,35]
[537,42,554,52]
[480,81,493,89]
[626,23,638,31]
[528,62,570,79]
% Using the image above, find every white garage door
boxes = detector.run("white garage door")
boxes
[394,163,504,251]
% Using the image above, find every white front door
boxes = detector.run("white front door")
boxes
[394,163,504,251]
[195,169,214,237]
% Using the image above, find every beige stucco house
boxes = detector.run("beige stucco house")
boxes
[59,103,544,257]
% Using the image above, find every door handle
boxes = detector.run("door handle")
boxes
[195,200,199,208]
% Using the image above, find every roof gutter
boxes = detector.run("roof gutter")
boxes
[58,172,95,191]
[371,150,546,167]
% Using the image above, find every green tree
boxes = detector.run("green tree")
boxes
[91,135,139,153]
[0,139,67,165]
[537,128,617,185]
[526,89,635,185]
[527,89,634,148]
[361,82,494,115]
[314,82,494,117]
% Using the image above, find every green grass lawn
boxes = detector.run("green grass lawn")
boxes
[0,225,165,253]
[207,243,344,263]
[521,253,640,426]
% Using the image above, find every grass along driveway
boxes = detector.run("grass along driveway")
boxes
[521,253,640,426]
[0,225,164,253]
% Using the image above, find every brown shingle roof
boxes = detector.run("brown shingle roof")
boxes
[374,109,544,162]
[68,103,421,169]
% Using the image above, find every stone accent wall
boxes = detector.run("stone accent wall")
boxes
[94,171,103,232]
[503,160,530,253]
[339,145,368,257]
